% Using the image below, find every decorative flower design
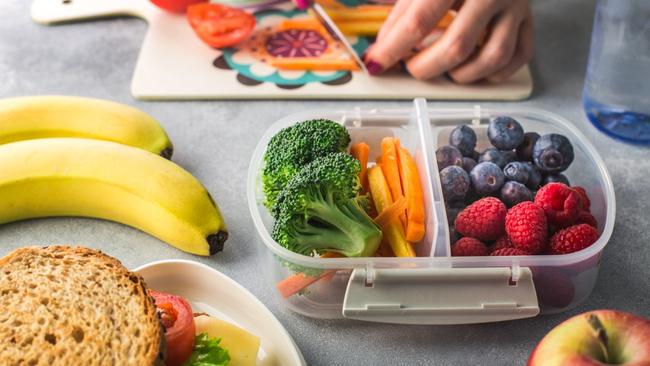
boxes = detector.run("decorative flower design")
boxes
[266,29,328,58]
[214,8,370,89]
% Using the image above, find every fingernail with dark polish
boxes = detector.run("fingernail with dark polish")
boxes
[365,60,383,76]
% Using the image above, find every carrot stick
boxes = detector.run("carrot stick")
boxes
[275,252,340,298]
[356,5,394,12]
[276,271,334,298]
[397,147,426,242]
[374,196,407,230]
[380,137,406,227]
[269,58,359,71]
[368,166,415,257]
[336,21,384,36]
[333,9,455,36]
[437,10,456,28]
[350,142,370,193]
[278,18,326,32]
[323,7,391,22]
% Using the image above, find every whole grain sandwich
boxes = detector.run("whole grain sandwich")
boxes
[0,246,165,366]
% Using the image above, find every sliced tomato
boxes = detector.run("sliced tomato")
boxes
[187,3,256,48]
[149,290,196,366]
[150,0,207,13]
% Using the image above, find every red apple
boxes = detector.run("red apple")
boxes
[528,310,650,366]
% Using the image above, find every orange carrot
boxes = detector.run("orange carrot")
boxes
[350,142,370,193]
[323,7,391,22]
[278,18,326,32]
[380,137,406,227]
[368,166,415,257]
[397,147,426,242]
[437,10,456,28]
[336,21,384,36]
[374,196,407,230]
[269,58,359,71]
[276,271,334,298]
[275,252,341,298]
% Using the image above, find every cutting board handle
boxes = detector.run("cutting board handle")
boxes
[31,0,156,25]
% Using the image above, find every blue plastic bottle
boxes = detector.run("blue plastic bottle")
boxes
[583,0,650,144]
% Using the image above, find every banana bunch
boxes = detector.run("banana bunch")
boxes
[0,96,227,255]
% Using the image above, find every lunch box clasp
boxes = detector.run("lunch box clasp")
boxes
[342,267,539,324]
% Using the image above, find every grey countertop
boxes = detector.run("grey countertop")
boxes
[1,0,649,365]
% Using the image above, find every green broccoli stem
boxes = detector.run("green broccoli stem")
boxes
[295,196,382,257]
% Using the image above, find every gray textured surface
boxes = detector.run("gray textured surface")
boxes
[1,0,649,365]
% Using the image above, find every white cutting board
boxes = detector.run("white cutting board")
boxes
[31,0,533,100]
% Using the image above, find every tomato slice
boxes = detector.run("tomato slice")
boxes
[149,290,196,366]
[187,3,256,48]
[150,0,207,13]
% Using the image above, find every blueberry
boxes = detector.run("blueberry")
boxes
[500,181,533,207]
[542,174,570,186]
[440,166,470,202]
[503,161,531,184]
[502,150,517,166]
[462,157,477,173]
[488,116,525,150]
[469,150,480,161]
[526,163,542,190]
[516,132,540,162]
[436,145,463,171]
[533,134,574,173]
[445,202,466,226]
[478,148,514,168]
[449,125,477,156]
[470,162,505,196]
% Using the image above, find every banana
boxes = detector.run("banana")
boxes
[0,96,173,158]
[0,138,226,255]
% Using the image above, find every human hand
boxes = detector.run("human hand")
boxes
[364,0,533,83]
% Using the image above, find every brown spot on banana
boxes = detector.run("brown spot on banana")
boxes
[207,231,229,255]
[159,147,174,160]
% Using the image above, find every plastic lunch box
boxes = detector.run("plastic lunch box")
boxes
[247,99,615,325]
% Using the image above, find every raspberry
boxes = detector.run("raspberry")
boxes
[575,211,598,228]
[491,235,514,252]
[549,224,599,254]
[451,237,489,257]
[534,183,582,227]
[505,201,548,254]
[455,197,506,242]
[490,248,530,256]
[572,186,591,211]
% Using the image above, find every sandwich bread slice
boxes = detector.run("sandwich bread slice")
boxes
[0,246,165,366]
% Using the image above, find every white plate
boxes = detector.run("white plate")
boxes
[135,260,305,366]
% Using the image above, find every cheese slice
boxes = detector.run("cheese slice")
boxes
[194,315,261,366]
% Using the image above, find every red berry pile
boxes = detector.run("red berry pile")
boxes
[450,183,600,256]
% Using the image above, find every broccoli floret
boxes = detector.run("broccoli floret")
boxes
[262,119,350,210]
[272,153,382,257]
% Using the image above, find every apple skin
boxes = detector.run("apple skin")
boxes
[528,310,650,366]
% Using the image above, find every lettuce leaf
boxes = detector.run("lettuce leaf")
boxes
[183,333,230,366]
